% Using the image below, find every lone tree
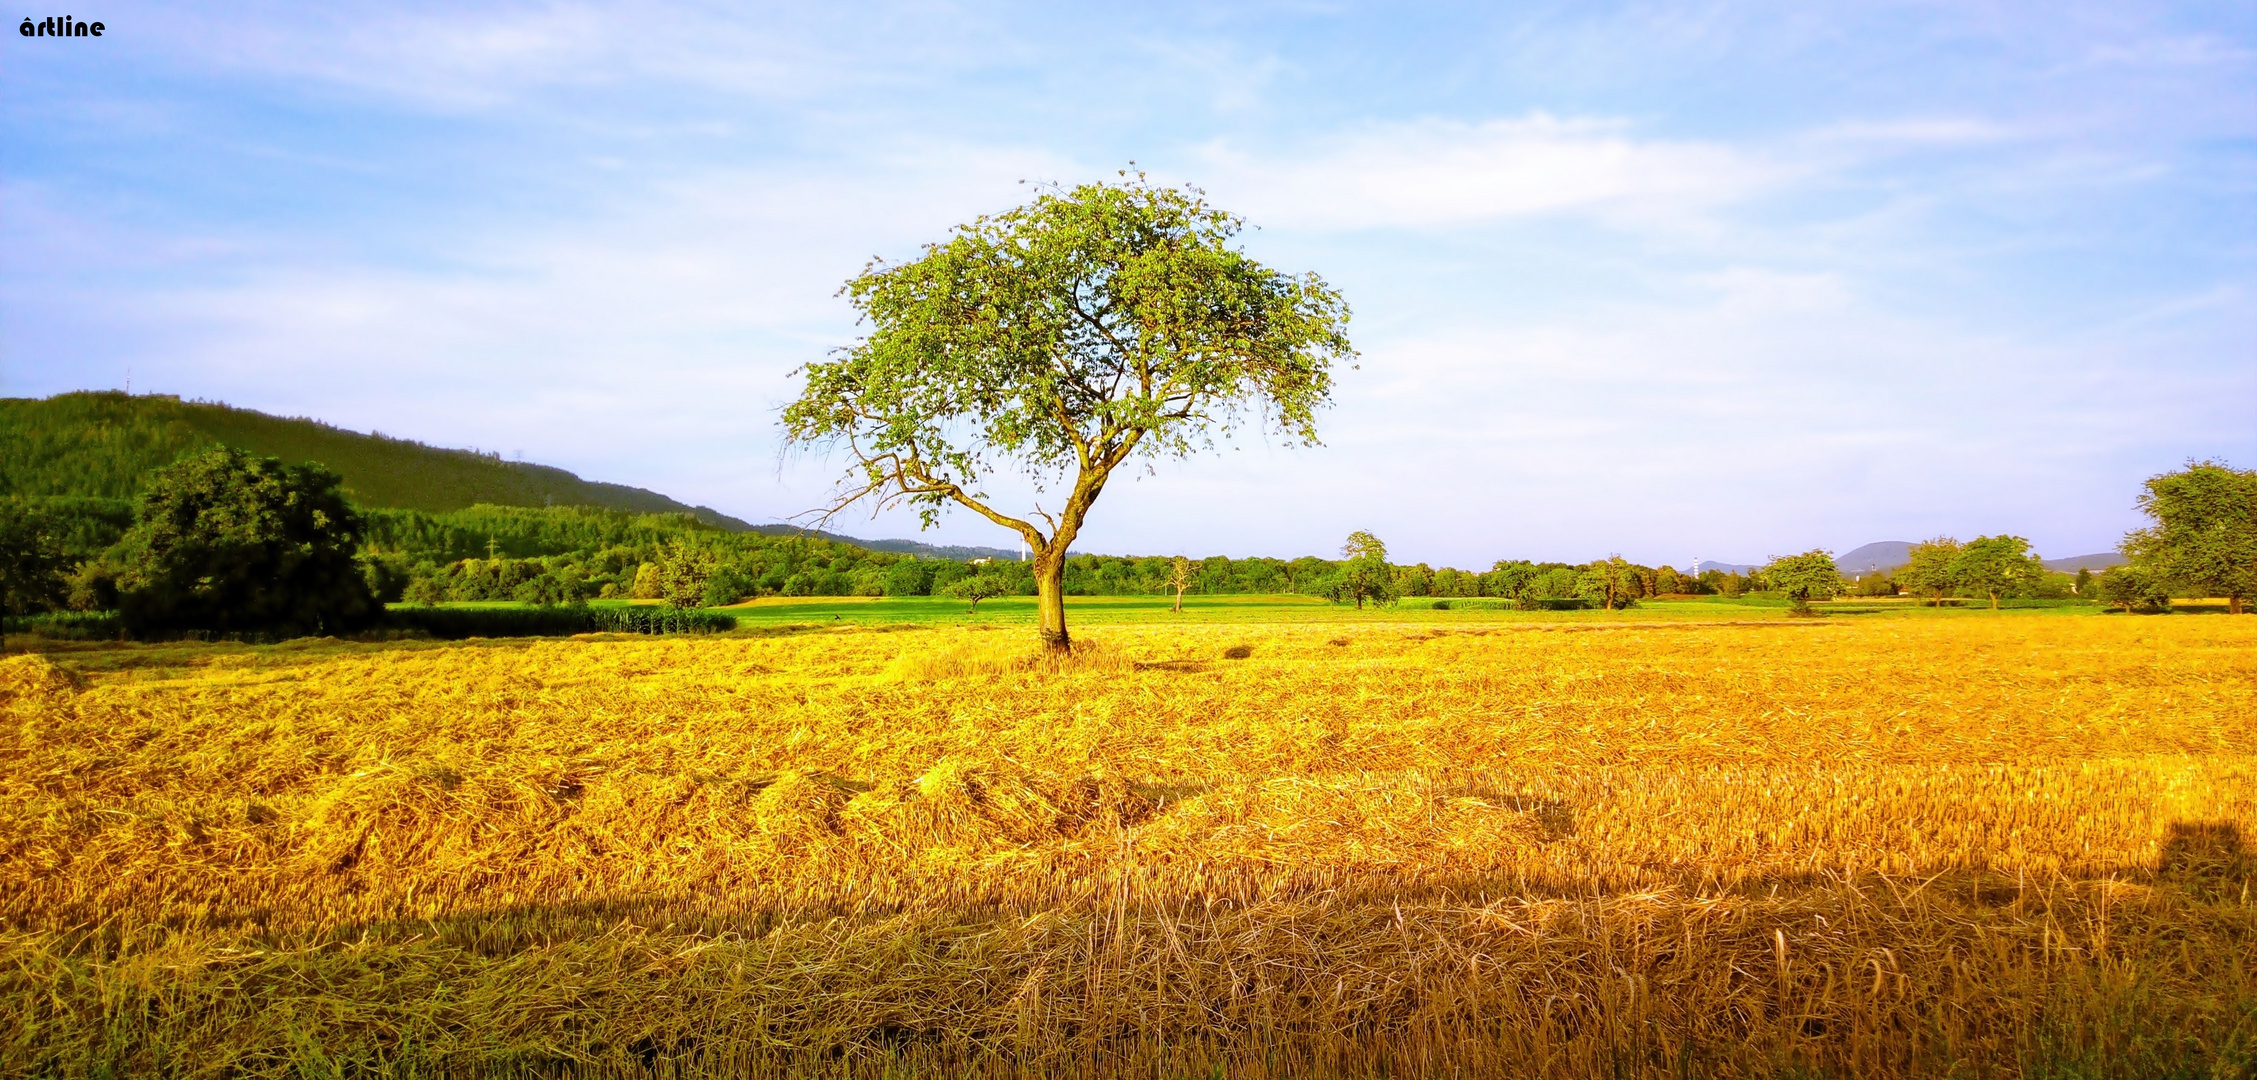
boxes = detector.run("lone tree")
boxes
[1762,550,1841,615]
[1896,537,1962,607]
[1949,535,2044,610]
[1165,556,1198,613]
[1575,556,1642,612]
[1326,531,1397,610]
[782,173,1354,651]
[2122,460,2256,614]
[114,447,375,638]
[944,573,1009,612]
[654,540,718,610]
[2098,564,2172,614]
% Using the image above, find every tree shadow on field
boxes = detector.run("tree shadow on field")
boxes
[2161,821,2252,903]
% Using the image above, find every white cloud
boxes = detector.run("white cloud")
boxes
[1194,116,1794,232]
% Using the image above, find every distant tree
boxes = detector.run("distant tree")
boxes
[944,573,1009,612]
[1575,556,1643,612]
[1324,531,1397,610]
[1482,560,1538,602]
[884,558,936,597]
[113,447,375,637]
[0,501,71,651]
[780,173,1354,652]
[655,541,718,610]
[1166,556,1198,613]
[1284,555,1332,595]
[1197,555,1235,595]
[2098,565,2172,614]
[1948,535,2045,610]
[1531,567,1583,602]
[2122,460,2257,614]
[1430,567,1475,598]
[1762,550,1842,615]
[2072,567,2093,597]
[630,562,663,600]
[700,566,754,607]
[1652,566,1702,597]
[1393,562,1435,598]
[361,554,413,605]
[1895,537,1962,608]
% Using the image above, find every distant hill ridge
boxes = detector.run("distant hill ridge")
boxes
[0,391,1028,561]
[1836,540,2121,575]
[743,525,1025,562]
[0,391,756,526]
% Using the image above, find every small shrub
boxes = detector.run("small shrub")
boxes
[1222,644,1253,660]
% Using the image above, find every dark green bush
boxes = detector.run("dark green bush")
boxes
[1,610,123,640]
[383,604,735,639]
[1518,597,1591,611]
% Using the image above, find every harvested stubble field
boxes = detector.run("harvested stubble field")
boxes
[1,616,2252,1078]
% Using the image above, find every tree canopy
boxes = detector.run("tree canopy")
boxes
[1895,537,1961,607]
[1762,550,1842,613]
[1325,531,1398,609]
[111,447,376,637]
[2098,562,2172,613]
[1949,535,2044,610]
[1165,556,1198,613]
[2123,460,2256,614]
[781,172,1355,650]
[1576,556,1642,612]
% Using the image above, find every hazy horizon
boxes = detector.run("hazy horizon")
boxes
[6,2,2252,568]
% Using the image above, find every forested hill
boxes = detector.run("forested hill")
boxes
[0,391,751,527]
[743,525,1024,563]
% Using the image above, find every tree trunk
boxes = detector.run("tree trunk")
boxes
[1172,586,1184,613]
[1034,555,1069,652]
[1990,591,2000,610]
[2232,595,2244,615]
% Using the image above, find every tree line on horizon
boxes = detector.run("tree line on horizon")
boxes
[1,444,2249,641]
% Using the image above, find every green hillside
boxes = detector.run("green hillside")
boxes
[0,392,750,527]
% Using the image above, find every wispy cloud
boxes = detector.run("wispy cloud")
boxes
[1196,115,1792,231]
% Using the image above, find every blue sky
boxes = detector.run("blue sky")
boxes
[5,1,2252,567]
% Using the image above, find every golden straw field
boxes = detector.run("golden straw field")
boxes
[2,614,2252,1078]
